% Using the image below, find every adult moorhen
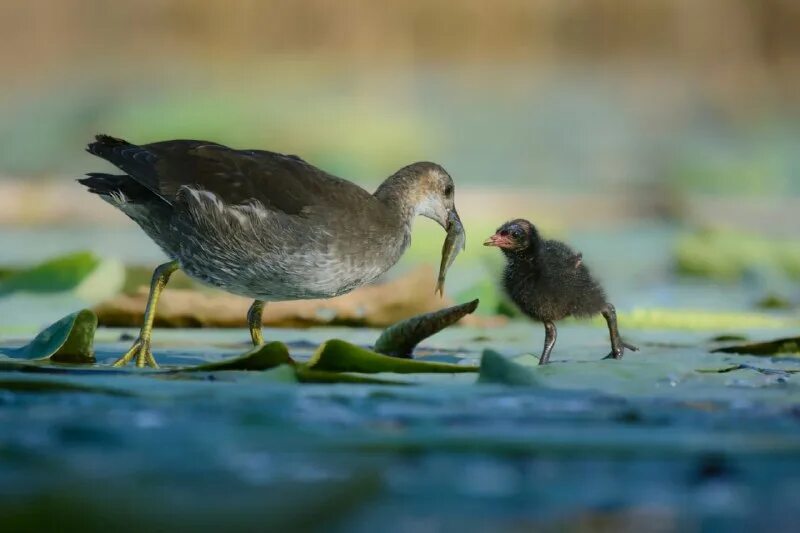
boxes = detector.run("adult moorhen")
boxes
[80,135,462,367]
[484,219,638,364]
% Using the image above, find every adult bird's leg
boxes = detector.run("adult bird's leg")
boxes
[247,300,266,346]
[539,321,557,365]
[601,303,638,360]
[112,261,179,368]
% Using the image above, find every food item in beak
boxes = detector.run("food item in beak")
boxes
[435,211,466,296]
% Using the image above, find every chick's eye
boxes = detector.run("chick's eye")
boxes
[512,231,522,238]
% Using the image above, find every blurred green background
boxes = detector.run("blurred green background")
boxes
[3,4,800,530]
[3,1,800,191]
[0,0,799,319]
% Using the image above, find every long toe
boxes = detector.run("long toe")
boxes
[112,339,141,367]
[602,349,624,361]
[112,338,159,368]
[136,347,158,369]
[623,341,639,352]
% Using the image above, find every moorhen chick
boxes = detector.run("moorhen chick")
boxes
[484,219,637,365]
[80,135,462,367]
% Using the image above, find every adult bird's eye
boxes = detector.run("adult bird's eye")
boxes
[444,184,453,197]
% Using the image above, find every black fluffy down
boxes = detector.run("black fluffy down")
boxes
[502,237,607,323]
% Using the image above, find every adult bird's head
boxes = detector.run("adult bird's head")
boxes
[375,162,461,231]
[484,219,540,254]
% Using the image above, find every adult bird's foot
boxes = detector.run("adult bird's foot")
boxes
[602,341,639,360]
[112,337,159,368]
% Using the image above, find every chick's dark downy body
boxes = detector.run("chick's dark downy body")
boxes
[486,219,637,364]
[502,239,606,323]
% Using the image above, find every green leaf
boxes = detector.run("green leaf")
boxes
[259,364,301,383]
[0,252,100,296]
[1,309,97,363]
[306,339,478,374]
[478,349,541,386]
[374,299,479,358]
[183,342,295,372]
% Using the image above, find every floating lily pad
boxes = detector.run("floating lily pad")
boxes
[306,339,478,374]
[258,364,300,383]
[295,367,407,385]
[374,299,479,358]
[711,336,800,356]
[697,364,800,375]
[183,342,295,372]
[710,333,749,343]
[1,309,97,364]
[477,349,541,386]
[0,378,132,395]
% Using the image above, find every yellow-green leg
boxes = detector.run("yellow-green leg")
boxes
[113,260,179,368]
[247,299,266,346]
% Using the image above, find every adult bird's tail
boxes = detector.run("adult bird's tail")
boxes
[84,134,163,199]
[77,172,130,196]
[86,134,133,159]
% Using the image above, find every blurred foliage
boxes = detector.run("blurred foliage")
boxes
[756,293,794,310]
[100,87,437,182]
[0,82,436,181]
[0,251,99,295]
[674,229,800,281]
[0,251,124,302]
[602,308,798,331]
[712,336,800,356]
[2,1,800,197]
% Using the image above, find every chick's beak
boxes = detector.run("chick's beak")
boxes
[484,233,513,248]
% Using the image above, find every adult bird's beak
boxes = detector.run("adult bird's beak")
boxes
[446,208,463,232]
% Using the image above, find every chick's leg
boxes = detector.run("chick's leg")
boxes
[601,303,638,360]
[539,321,557,365]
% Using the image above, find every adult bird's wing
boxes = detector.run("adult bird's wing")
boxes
[86,135,367,216]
